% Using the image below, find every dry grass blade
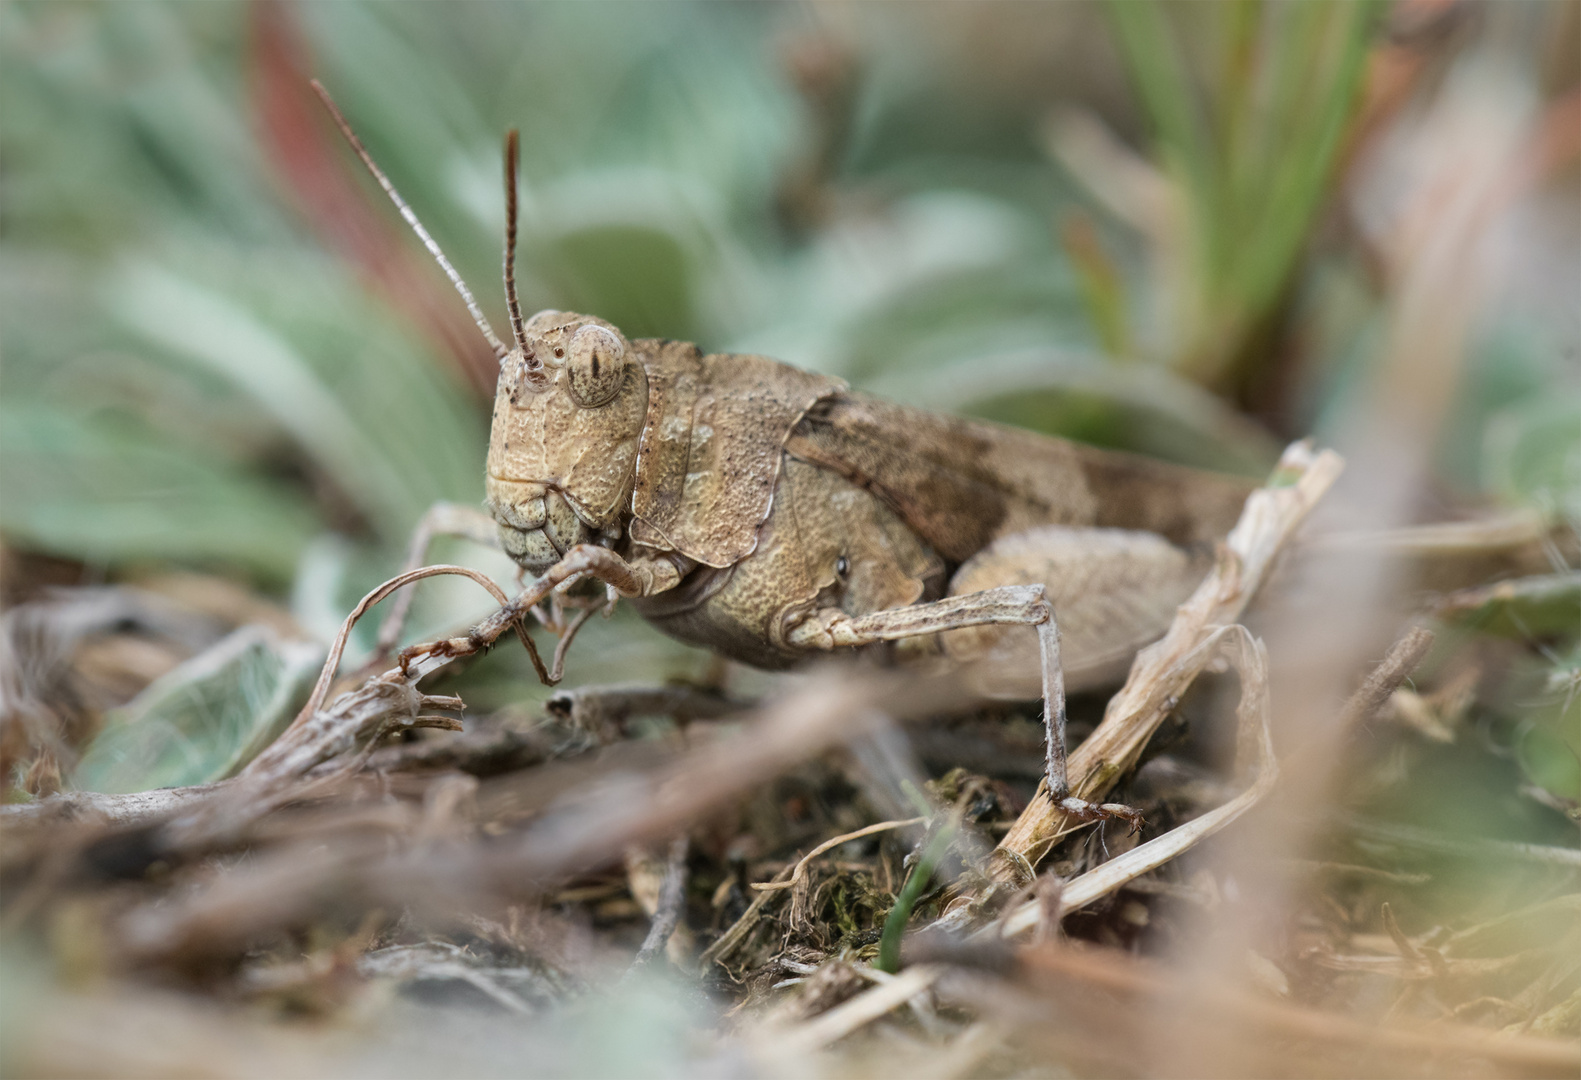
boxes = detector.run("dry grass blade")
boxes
[755,964,943,1059]
[752,817,927,893]
[985,441,1344,884]
[1338,816,1581,869]
[1433,570,1581,612]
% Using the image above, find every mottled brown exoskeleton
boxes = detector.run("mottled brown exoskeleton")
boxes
[314,83,1253,822]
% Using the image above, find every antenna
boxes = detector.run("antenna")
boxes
[502,128,537,366]
[309,79,509,360]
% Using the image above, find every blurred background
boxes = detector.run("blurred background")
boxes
[6,0,1577,775]
[2,1,1579,1075]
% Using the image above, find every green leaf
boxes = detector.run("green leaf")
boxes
[1483,395,1581,523]
[72,627,324,794]
[0,403,319,581]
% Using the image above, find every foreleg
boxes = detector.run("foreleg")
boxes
[375,508,677,687]
[375,502,504,658]
[787,587,1141,830]
[397,545,674,682]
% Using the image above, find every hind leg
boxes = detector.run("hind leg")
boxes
[940,526,1206,696]
[787,586,1142,829]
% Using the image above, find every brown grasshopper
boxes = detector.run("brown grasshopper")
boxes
[314,83,1254,824]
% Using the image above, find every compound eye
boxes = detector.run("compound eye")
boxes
[565,325,626,408]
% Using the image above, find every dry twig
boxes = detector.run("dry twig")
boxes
[753,964,943,1059]
[1337,624,1436,730]
[627,835,691,973]
[101,670,963,969]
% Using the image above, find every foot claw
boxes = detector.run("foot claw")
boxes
[1056,796,1145,835]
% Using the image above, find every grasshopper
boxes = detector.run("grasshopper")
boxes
[314,83,1253,823]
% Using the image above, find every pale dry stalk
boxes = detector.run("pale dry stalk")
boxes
[1013,943,1581,1075]
[987,441,1344,883]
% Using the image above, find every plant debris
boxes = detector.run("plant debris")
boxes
[5,443,1577,1078]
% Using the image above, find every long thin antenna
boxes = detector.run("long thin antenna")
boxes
[309,79,509,360]
[502,128,536,364]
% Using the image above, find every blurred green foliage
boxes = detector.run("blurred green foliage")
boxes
[72,625,322,792]
[1107,0,1377,391]
[0,0,1274,600]
[2,1,1576,800]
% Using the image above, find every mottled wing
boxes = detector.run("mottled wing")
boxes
[785,392,1254,564]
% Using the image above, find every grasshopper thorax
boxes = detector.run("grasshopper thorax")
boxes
[485,311,649,572]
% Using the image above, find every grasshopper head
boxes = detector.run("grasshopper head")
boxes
[485,310,649,571]
[306,85,648,573]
